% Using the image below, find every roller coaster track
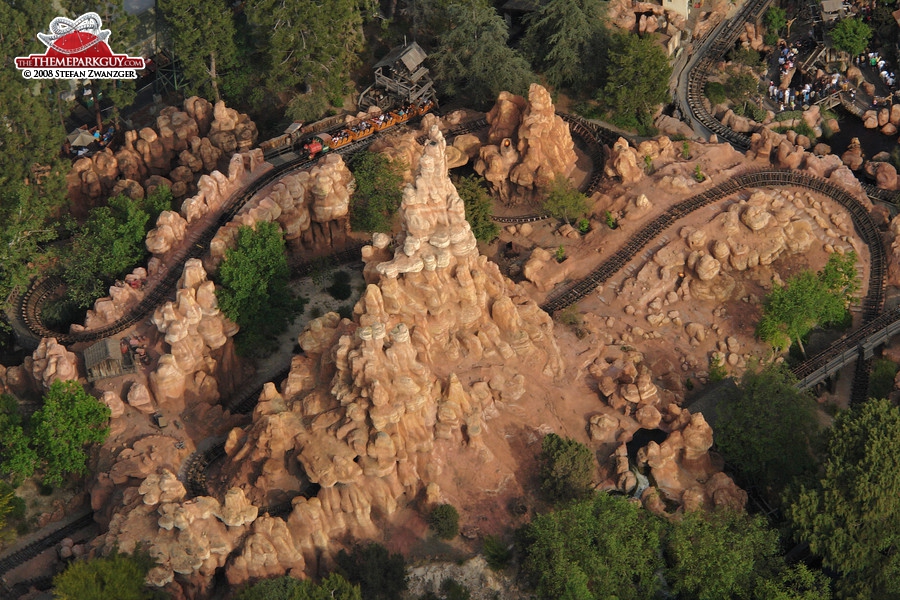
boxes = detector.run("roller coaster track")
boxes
[685,0,774,151]
[0,510,94,595]
[538,169,886,391]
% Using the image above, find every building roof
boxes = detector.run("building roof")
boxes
[821,0,843,13]
[374,42,428,72]
[83,338,123,370]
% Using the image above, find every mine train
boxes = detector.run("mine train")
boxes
[291,100,435,161]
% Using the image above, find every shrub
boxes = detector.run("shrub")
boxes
[336,542,408,600]
[428,504,460,539]
[350,152,405,233]
[555,245,566,263]
[543,174,589,224]
[539,433,595,502]
[327,270,353,301]
[869,358,898,400]
[705,81,727,105]
[483,535,512,570]
[52,549,158,600]
[577,218,590,234]
[454,175,499,243]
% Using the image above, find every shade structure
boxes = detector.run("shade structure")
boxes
[67,128,95,147]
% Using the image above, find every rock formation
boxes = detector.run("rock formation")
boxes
[604,137,645,184]
[25,338,79,390]
[208,153,353,269]
[475,84,577,203]
[148,259,239,412]
[67,98,259,208]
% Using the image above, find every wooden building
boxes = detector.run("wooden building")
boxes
[84,338,136,382]
[358,42,437,110]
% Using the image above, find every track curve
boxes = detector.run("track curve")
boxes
[539,169,885,327]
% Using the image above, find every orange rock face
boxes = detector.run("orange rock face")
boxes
[475,84,577,203]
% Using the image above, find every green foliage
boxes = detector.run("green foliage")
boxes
[327,270,353,301]
[868,358,898,401]
[431,2,535,104]
[555,245,566,263]
[246,0,365,121]
[725,70,760,105]
[764,31,779,46]
[765,6,787,34]
[428,504,460,540]
[643,154,653,174]
[336,542,408,600]
[682,141,691,160]
[350,152,405,233]
[774,110,804,122]
[694,164,706,182]
[708,358,727,382]
[733,47,763,67]
[705,81,727,104]
[482,535,512,570]
[30,380,110,487]
[158,0,238,102]
[454,175,499,243]
[543,175,589,224]
[539,433,594,502]
[236,573,361,600]
[666,509,780,600]
[787,398,900,597]
[520,493,664,600]
[52,549,158,600]
[577,218,590,234]
[717,366,820,497]
[439,578,470,600]
[830,18,873,57]
[215,222,298,355]
[599,31,671,127]
[757,252,859,354]
[0,404,38,483]
[754,564,833,600]
[520,0,607,89]
[62,191,170,309]
[604,210,618,229]
[773,121,816,141]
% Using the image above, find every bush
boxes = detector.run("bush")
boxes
[869,358,898,400]
[482,535,512,570]
[350,152,405,233]
[52,549,158,600]
[236,573,361,600]
[327,270,353,301]
[336,542,408,600]
[428,504,460,539]
[705,81,727,105]
[543,175,589,224]
[454,175,499,243]
[539,433,595,502]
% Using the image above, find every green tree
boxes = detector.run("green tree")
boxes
[31,380,110,487]
[520,0,607,89]
[66,0,139,126]
[754,564,832,600]
[543,175,589,225]
[757,252,859,354]
[830,18,872,57]
[600,31,671,131]
[52,549,158,600]
[716,366,820,498]
[454,175,498,242]
[236,573,361,600]
[0,394,39,483]
[666,509,780,600]
[765,6,787,35]
[431,2,535,104]
[0,4,70,318]
[215,221,296,354]
[336,542,407,600]
[428,504,460,540]
[787,398,900,598]
[245,0,366,121]
[725,69,760,107]
[350,152,405,233]
[158,0,238,102]
[519,493,664,600]
[61,194,158,308]
[539,433,595,502]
